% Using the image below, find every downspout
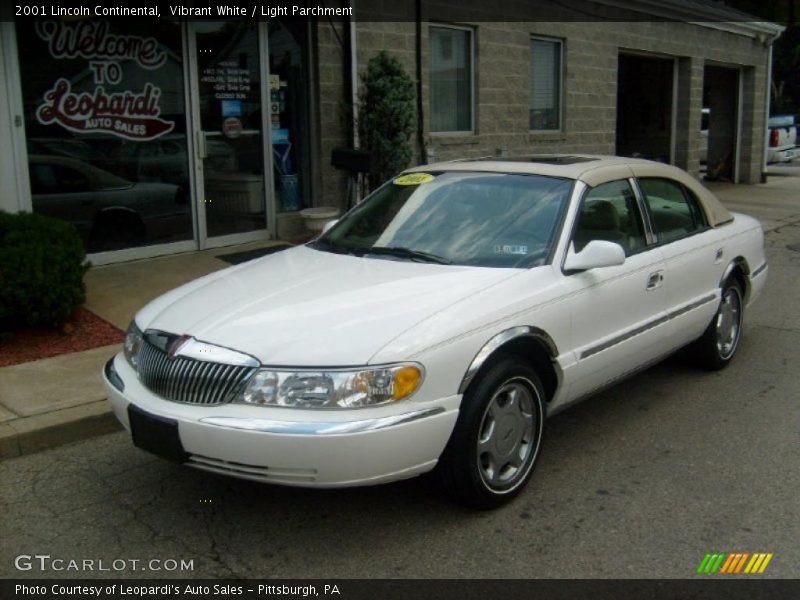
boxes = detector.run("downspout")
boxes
[761,40,773,183]
[415,0,425,163]
[349,2,359,151]
[349,2,361,203]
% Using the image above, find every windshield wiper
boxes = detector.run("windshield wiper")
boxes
[310,238,358,256]
[364,246,452,265]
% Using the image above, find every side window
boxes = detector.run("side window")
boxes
[639,178,706,243]
[573,180,647,255]
[30,164,58,194]
[51,165,92,194]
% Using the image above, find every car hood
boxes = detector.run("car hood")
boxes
[138,245,521,366]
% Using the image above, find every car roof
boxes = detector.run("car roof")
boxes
[28,154,131,187]
[409,154,664,180]
[403,154,733,227]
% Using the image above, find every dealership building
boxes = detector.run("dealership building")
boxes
[0,1,783,264]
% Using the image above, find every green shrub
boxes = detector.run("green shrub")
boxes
[0,211,90,330]
[358,50,416,191]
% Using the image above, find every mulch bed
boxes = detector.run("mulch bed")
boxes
[0,308,124,368]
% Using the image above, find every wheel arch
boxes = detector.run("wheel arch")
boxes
[721,256,750,304]
[90,206,145,230]
[458,326,561,403]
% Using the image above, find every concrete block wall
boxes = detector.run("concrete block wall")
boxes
[0,40,18,214]
[313,17,772,189]
[674,57,705,176]
[313,19,351,211]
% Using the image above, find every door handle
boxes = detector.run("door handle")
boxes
[646,271,664,290]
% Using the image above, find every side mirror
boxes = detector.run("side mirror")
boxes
[321,219,338,235]
[564,240,626,272]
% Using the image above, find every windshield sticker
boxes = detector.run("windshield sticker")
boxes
[494,244,528,255]
[393,173,435,186]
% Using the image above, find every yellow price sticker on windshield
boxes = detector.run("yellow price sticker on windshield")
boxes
[393,173,435,186]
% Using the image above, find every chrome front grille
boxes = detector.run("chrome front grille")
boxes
[138,339,257,405]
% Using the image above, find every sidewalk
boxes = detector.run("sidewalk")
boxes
[704,164,800,232]
[2,170,800,459]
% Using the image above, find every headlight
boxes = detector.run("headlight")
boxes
[123,320,143,371]
[240,364,424,409]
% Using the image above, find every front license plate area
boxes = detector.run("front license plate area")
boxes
[128,404,188,463]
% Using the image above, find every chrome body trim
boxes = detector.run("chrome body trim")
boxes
[104,357,124,392]
[719,258,750,288]
[628,176,658,246]
[579,293,718,360]
[198,406,445,435]
[750,262,767,279]
[549,344,679,417]
[188,455,318,483]
[458,326,560,394]
[143,330,261,367]
[137,331,259,406]
[669,293,718,319]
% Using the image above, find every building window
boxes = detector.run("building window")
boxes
[15,18,192,254]
[430,25,474,133]
[530,37,562,131]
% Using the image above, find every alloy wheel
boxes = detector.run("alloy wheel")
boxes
[476,379,539,491]
[716,286,742,359]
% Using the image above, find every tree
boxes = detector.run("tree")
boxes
[358,51,416,191]
[725,0,799,115]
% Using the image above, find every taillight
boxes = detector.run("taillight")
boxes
[769,128,779,147]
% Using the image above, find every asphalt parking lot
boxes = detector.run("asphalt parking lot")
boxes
[1,220,798,580]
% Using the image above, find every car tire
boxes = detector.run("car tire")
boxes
[690,278,745,371]
[436,356,546,509]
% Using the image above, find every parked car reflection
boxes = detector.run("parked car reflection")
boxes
[110,134,236,186]
[28,137,106,164]
[29,155,192,253]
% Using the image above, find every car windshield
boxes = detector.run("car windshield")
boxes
[311,171,572,268]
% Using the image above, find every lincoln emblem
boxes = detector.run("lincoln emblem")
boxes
[167,335,192,360]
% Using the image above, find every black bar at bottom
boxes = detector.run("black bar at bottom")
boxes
[3,579,799,600]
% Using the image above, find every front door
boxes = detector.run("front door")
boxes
[562,179,669,402]
[187,21,272,247]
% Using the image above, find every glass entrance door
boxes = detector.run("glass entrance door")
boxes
[189,22,270,244]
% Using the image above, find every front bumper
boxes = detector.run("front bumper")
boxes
[103,353,460,487]
[767,147,797,163]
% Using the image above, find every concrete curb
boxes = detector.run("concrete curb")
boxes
[0,400,122,460]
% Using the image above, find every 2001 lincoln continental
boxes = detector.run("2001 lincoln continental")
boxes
[104,155,767,508]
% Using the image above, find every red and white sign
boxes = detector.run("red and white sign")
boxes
[34,19,175,141]
[36,79,175,141]
[222,117,243,139]
[35,20,166,70]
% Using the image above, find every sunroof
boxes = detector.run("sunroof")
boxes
[494,155,600,165]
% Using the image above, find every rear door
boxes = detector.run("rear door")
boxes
[636,177,721,349]
[562,178,669,401]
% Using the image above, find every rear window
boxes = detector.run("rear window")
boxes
[639,178,707,243]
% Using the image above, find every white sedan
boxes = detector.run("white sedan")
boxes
[104,156,767,508]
